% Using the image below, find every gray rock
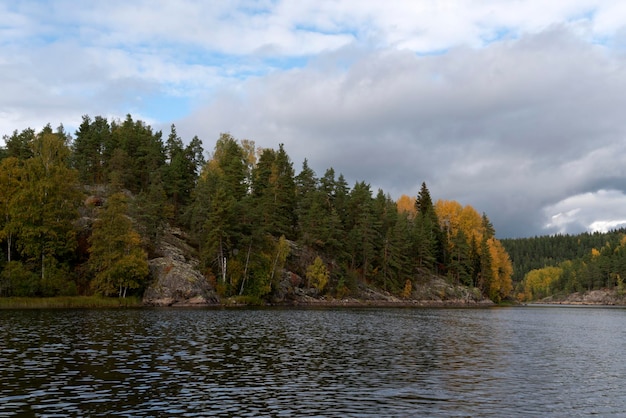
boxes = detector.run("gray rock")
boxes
[143,228,218,306]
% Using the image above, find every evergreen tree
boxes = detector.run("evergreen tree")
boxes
[191,134,248,294]
[251,145,297,239]
[3,128,35,160]
[271,144,297,238]
[414,182,445,273]
[108,115,165,193]
[72,115,110,184]
[161,125,203,222]
[469,235,481,287]
[482,212,495,239]
[478,236,494,298]
[448,228,472,285]
[133,171,170,245]
[345,181,377,281]
[372,190,409,292]
[295,159,319,245]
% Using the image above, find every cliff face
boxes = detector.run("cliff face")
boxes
[142,227,492,307]
[539,289,626,305]
[143,227,218,306]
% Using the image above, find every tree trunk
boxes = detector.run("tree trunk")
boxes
[239,243,252,295]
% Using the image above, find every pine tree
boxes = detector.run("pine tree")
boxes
[161,125,203,222]
[3,128,35,160]
[251,145,297,239]
[448,228,472,285]
[346,181,377,281]
[295,159,319,246]
[414,182,445,273]
[191,134,248,294]
[372,191,410,292]
[72,115,110,184]
[108,115,165,193]
[478,236,494,298]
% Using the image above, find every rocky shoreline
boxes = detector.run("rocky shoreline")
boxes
[147,295,496,308]
[142,269,496,308]
[533,289,626,306]
[141,226,496,308]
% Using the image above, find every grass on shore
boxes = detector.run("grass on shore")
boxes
[0,295,142,309]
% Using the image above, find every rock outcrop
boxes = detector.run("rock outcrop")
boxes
[141,228,492,307]
[539,289,626,305]
[143,227,218,306]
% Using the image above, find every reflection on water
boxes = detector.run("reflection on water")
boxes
[1,306,625,416]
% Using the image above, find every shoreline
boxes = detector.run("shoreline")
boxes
[0,295,496,309]
[147,296,496,309]
[526,301,626,307]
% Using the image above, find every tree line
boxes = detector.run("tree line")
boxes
[502,229,626,301]
[0,115,513,301]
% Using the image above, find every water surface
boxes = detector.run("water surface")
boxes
[1,306,625,416]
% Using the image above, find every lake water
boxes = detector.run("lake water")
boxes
[1,306,625,417]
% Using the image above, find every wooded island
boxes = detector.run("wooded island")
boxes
[1,115,624,305]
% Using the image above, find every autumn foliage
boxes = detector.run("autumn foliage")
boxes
[434,199,513,302]
[0,115,515,302]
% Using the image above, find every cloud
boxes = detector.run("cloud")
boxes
[179,25,626,237]
[543,190,626,234]
[2,1,626,238]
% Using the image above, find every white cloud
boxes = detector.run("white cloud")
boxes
[179,25,626,237]
[543,190,626,235]
[3,1,626,237]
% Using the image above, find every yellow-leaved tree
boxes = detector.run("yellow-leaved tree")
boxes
[396,194,416,218]
[306,256,329,292]
[435,199,513,302]
[520,266,562,301]
[88,193,149,297]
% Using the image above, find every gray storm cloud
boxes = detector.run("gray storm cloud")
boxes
[179,27,626,238]
[3,2,626,238]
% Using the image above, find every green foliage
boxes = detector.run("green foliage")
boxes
[504,228,626,300]
[88,193,149,297]
[1,129,82,292]
[3,128,35,160]
[251,145,297,239]
[0,114,516,303]
[0,261,39,297]
[72,115,110,184]
[478,236,495,300]
[162,125,204,222]
[520,266,562,301]
[39,261,77,297]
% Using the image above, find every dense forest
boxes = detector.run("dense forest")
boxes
[0,115,513,302]
[502,229,626,301]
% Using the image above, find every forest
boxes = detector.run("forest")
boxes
[0,115,514,302]
[502,229,626,301]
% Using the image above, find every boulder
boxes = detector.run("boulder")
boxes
[142,227,218,306]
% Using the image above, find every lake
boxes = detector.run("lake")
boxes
[0,305,625,417]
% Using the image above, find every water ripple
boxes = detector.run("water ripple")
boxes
[1,307,626,416]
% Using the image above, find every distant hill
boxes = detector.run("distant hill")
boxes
[501,228,626,301]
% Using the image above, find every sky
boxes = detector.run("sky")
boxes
[2,1,626,238]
